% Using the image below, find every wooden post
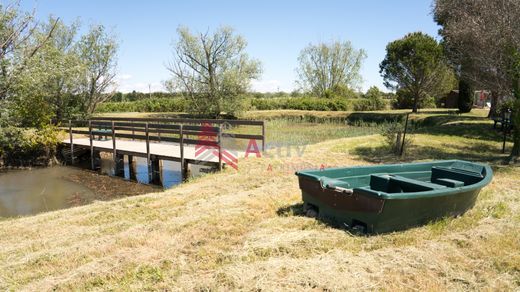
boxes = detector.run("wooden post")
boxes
[145,122,151,182]
[111,121,117,170]
[218,126,222,171]
[150,157,161,185]
[128,155,137,180]
[115,153,125,177]
[132,121,135,140]
[69,120,74,164]
[89,120,94,170]
[261,120,265,151]
[180,124,185,181]
[400,113,410,157]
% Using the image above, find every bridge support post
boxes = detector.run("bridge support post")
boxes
[114,153,125,177]
[182,161,190,181]
[150,157,161,185]
[89,120,94,170]
[128,155,137,180]
[92,150,101,170]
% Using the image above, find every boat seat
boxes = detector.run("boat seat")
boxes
[431,166,483,185]
[388,175,446,193]
[369,174,445,193]
[433,178,465,188]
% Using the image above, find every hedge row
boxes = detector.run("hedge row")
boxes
[96,98,188,113]
[250,97,390,111]
[95,97,391,113]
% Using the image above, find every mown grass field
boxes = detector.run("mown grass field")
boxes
[1,109,519,290]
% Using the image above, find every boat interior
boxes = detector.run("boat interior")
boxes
[316,162,487,195]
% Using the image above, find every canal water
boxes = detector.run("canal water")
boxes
[0,156,212,218]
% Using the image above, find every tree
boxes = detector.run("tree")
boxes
[457,79,473,113]
[434,0,520,160]
[77,24,118,116]
[166,26,261,118]
[380,32,456,113]
[0,2,58,124]
[297,40,366,98]
[19,17,83,122]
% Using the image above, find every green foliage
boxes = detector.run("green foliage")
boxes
[251,97,390,112]
[394,89,436,110]
[167,26,261,118]
[354,86,386,111]
[380,32,456,112]
[0,125,59,166]
[96,98,188,113]
[458,79,473,113]
[297,40,366,97]
[380,121,413,155]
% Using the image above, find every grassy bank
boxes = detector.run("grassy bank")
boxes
[0,110,518,290]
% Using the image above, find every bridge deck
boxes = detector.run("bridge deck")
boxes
[64,138,244,164]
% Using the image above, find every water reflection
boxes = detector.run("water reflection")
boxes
[99,156,212,189]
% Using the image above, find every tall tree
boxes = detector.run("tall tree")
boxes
[167,26,261,118]
[434,0,520,161]
[297,40,366,97]
[0,3,58,101]
[77,24,118,115]
[380,32,456,113]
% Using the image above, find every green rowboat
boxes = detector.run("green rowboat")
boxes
[295,160,493,233]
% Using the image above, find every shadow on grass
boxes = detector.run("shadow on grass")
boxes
[415,122,506,142]
[276,202,369,235]
[353,142,508,166]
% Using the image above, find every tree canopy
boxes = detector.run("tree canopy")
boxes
[166,26,261,118]
[0,3,118,127]
[434,0,520,160]
[380,32,456,113]
[297,40,366,98]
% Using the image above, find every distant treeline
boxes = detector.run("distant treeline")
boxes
[97,89,397,113]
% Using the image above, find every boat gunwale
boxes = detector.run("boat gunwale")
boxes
[295,160,493,200]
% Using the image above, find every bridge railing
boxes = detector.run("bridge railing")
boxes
[58,117,265,179]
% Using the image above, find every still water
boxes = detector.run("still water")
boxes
[0,167,96,217]
[0,156,211,217]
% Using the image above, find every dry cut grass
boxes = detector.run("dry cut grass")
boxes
[0,113,519,290]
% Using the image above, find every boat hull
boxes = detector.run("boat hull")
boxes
[296,160,491,233]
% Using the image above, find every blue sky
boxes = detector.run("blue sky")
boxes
[22,0,440,93]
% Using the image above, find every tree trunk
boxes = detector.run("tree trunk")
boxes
[510,79,520,162]
[412,95,418,113]
[488,90,499,118]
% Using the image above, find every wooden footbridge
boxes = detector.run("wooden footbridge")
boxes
[60,117,265,183]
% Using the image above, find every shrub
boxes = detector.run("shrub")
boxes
[354,87,387,111]
[380,121,413,155]
[96,98,188,113]
[394,89,436,110]
[0,125,60,167]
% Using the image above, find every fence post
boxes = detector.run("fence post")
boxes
[180,124,185,181]
[218,126,222,171]
[89,120,94,170]
[400,113,410,157]
[145,122,151,182]
[69,120,74,164]
[261,120,265,152]
[112,121,117,172]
